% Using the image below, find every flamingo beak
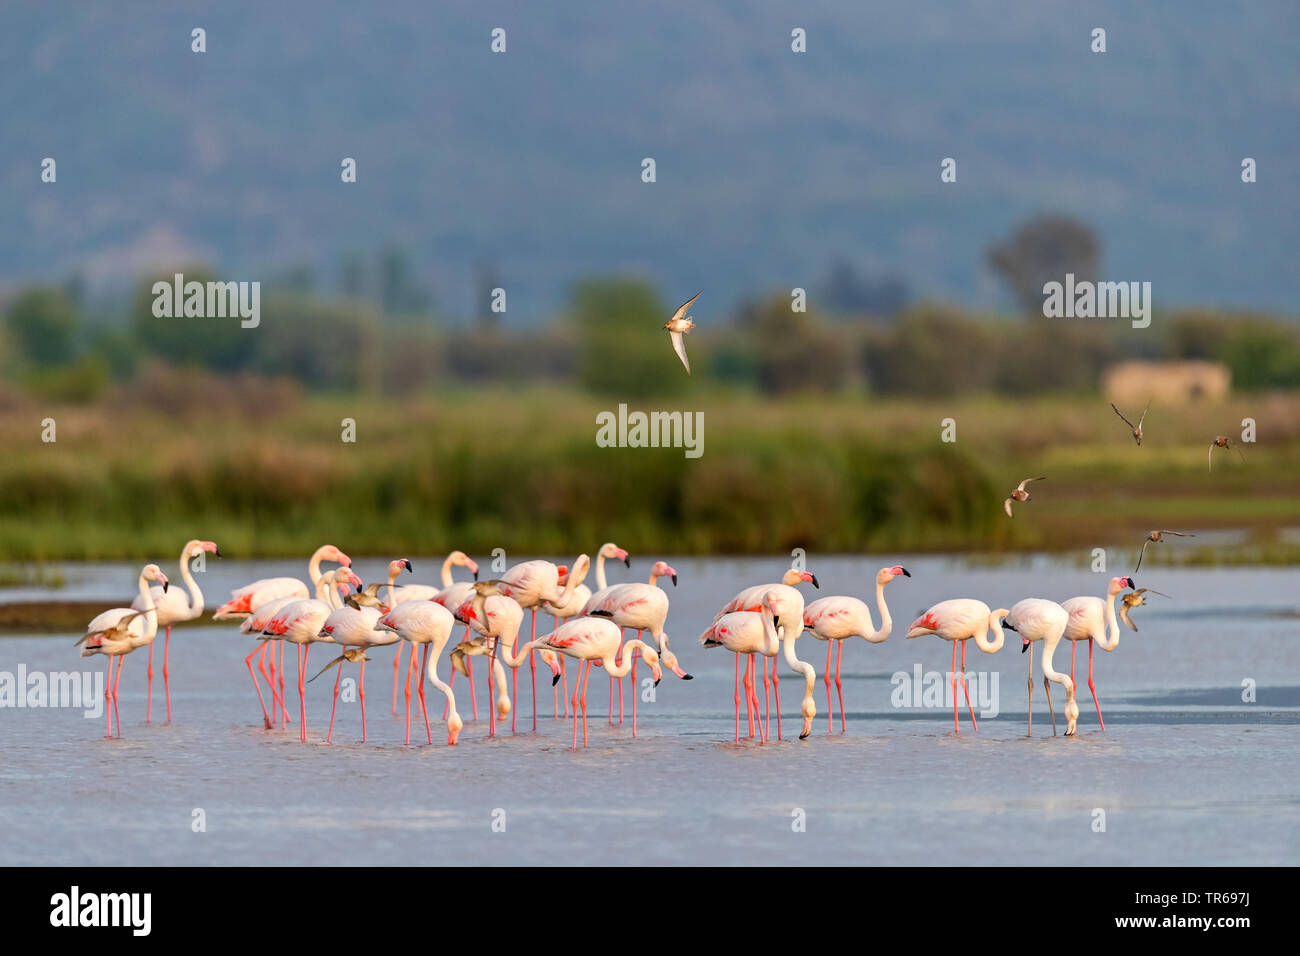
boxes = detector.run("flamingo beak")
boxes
[403,560,413,573]
[1021,639,1030,653]
[473,569,479,581]
[899,567,911,577]
[805,573,819,589]
[552,673,561,687]
[671,573,678,586]
[1126,577,1136,589]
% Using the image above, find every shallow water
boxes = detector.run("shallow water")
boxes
[1,556,1296,865]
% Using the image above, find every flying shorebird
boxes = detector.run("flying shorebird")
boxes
[1135,530,1195,572]
[1208,435,1246,472]
[1119,588,1170,632]
[1110,400,1150,445]
[1003,476,1046,518]
[664,291,701,374]
[307,646,370,683]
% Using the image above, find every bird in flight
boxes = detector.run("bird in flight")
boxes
[1135,530,1195,572]
[1119,587,1170,632]
[1003,476,1046,518]
[664,291,701,374]
[1208,435,1246,472]
[1111,400,1150,445]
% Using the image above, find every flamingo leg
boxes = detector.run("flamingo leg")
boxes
[486,646,496,738]
[733,654,741,743]
[278,640,291,726]
[112,656,124,738]
[162,625,172,723]
[465,626,478,720]
[772,657,782,741]
[263,643,279,727]
[1071,638,1077,685]
[762,652,771,742]
[404,642,415,746]
[327,661,342,743]
[359,657,368,743]
[579,658,590,747]
[246,645,272,730]
[146,640,154,724]
[631,634,639,737]
[104,656,114,739]
[960,639,977,731]
[511,661,518,735]
[1088,639,1105,731]
[530,610,538,732]
[299,644,309,743]
[617,628,625,725]
[571,660,582,748]
[391,637,404,717]
[560,655,568,718]
[824,641,833,733]
[743,656,757,739]
[1026,642,1034,737]
[748,657,764,743]
[418,643,432,744]
[1043,674,1057,736]
[950,640,959,734]
[836,640,846,734]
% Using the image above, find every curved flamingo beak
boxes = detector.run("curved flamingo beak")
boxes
[799,718,812,739]
[619,549,630,568]
[1021,639,1030,653]
[896,566,911,577]
[1125,576,1136,589]
[204,542,222,557]
[402,559,413,573]
[802,572,819,588]
[671,573,678,586]
[336,553,353,568]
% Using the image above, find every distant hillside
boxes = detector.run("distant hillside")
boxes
[2,1,1297,321]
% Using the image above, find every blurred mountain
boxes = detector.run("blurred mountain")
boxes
[1,0,1297,321]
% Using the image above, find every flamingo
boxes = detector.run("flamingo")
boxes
[130,539,220,723]
[374,599,459,745]
[216,544,351,727]
[580,542,632,721]
[540,565,593,719]
[496,554,591,732]
[428,552,482,723]
[905,599,1009,732]
[77,564,169,737]
[449,590,529,738]
[802,564,910,733]
[1061,575,1135,731]
[356,558,413,717]
[1005,598,1077,736]
[515,617,662,748]
[700,594,788,742]
[713,568,818,739]
[314,597,399,743]
[258,568,361,740]
[581,560,693,733]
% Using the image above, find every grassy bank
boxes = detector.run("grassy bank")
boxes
[0,386,1297,561]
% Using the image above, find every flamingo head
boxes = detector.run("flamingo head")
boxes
[1110,575,1136,595]
[566,555,592,588]
[144,564,169,593]
[653,561,678,586]
[453,551,480,580]
[781,568,819,588]
[185,539,222,558]
[340,568,364,591]
[601,542,631,567]
[660,646,692,680]
[323,545,352,568]
[447,710,463,746]
[390,558,413,577]
[640,646,664,686]
[877,565,911,585]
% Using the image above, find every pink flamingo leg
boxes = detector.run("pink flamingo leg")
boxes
[1071,638,1076,685]
[358,657,368,743]
[744,656,757,739]
[299,645,309,743]
[630,634,640,737]
[1088,639,1105,731]
[511,663,518,735]
[466,627,478,720]
[761,654,771,742]
[146,640,154,724]
[579,658,590,747]
[257,644,277,727]
[112,656,125,738]
[571,660,582,748]
[530,610,538,732]
[403,643,415,746]
[418,644,432,744]
[246,645,272,729]
[162,625,172,722]
[748,657,764,743]
[824,641,833,733]
[560,656,568,718]
[486,647,497,738]
[772,658,782,741]
[960,639,978,731]
[950,641,959,733]
[392,638,404,717]
[327,662,342,744]
[836,640,846,733]
[617,628,626,725]
[733,654,741,742]
[104,657,114,739]
[278,640,291,726]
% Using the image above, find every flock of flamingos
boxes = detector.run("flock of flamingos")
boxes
[77,539,1158,747]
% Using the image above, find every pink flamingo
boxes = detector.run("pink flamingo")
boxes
[449,591,530,738]
[216,544,351,727]
[803,565,910,733]
[259,568,361,740]
[570,542,631,720]
[495,554,591,732]
[129,539,220,723]
[581,560,692,732]
[374,599,459,745]
[515,617,661,748]
[1005,598,1076,736]
[425,552,482,722]
[712,568,819,740]
[905,599,1009,732]
[314,598,399,743]
[77,564,169,737]
[1061,575,1134,732]
[541,565,593,719]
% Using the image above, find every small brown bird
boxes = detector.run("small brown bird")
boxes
[307,646,370,683]
[1119,588,1170,632]
[344,583,387,611]
[1003,476,1046,518]
[664,291,701,374]
[1135,530,1195,572]
[1111,400,1150,445]
[1208,435,1246,472]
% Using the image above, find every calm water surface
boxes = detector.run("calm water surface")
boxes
[1,556,1296,865]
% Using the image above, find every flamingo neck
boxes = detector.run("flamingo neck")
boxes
[307,547,330,586]
[865,580,891,643]
[176,544,205,617]
[134,573,160,642]
[604,639,651,678]
[782,633,814,694]
[975,611,1006,652]
[595,553,608,591]
[440,554,456,588]
[387,568,401,606]
[1098,591,1122,651]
